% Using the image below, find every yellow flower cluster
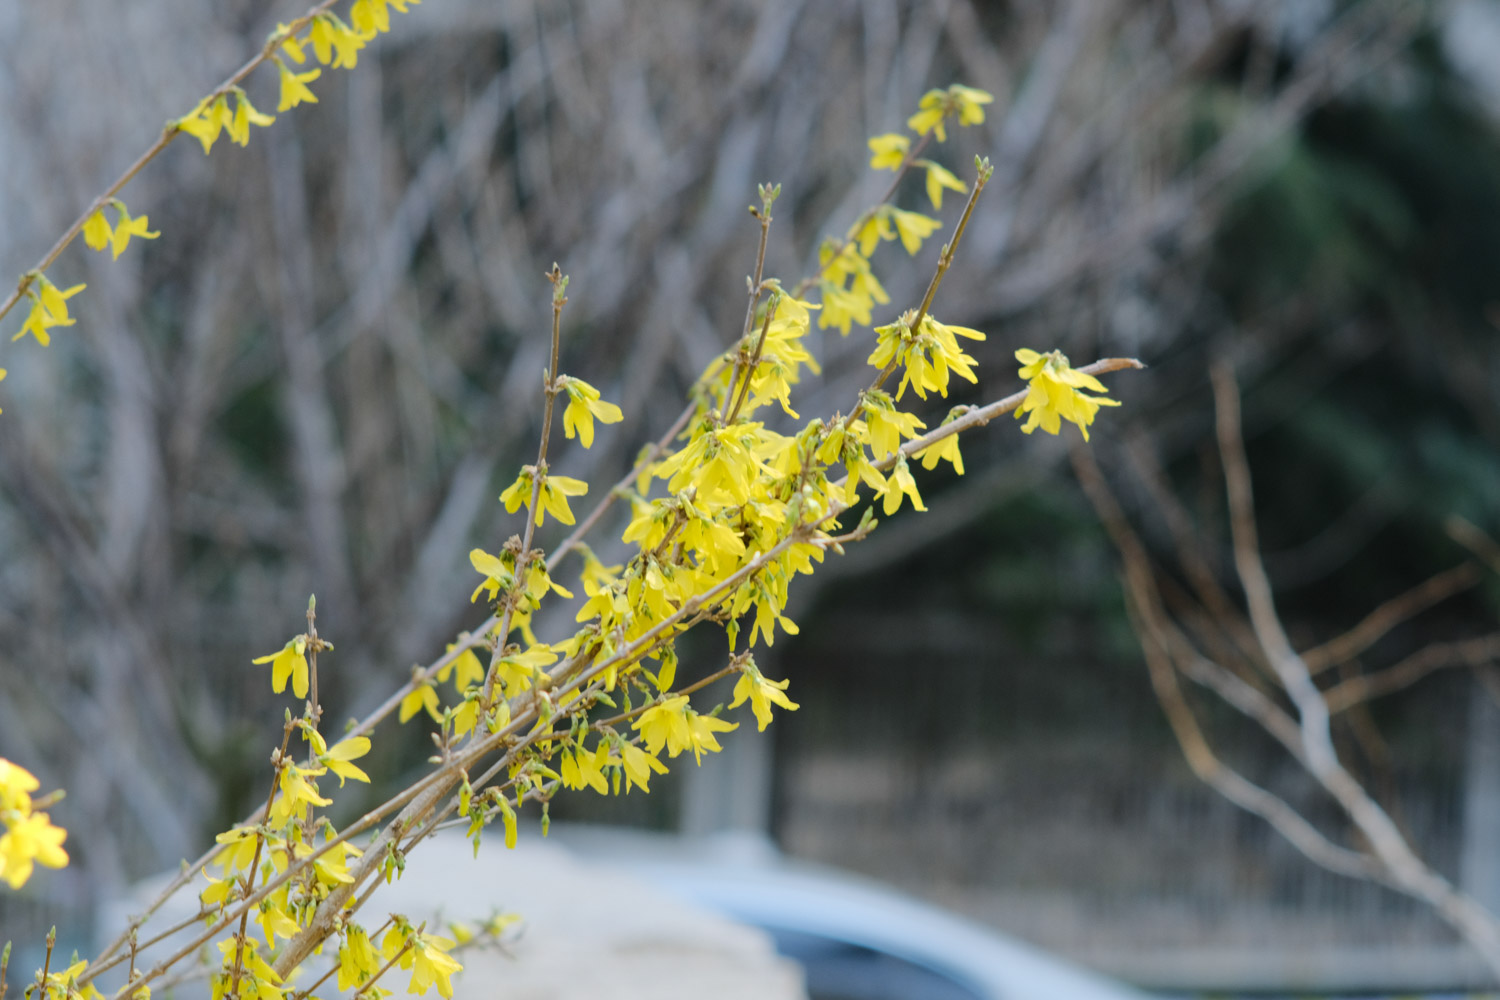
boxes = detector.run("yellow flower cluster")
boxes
[1014,348,1122,440]
[815,84,992,334]
[0,758,68,889]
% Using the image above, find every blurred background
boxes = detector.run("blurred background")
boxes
[2,0,1500,994]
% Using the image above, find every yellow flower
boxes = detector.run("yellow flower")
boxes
[620,743,667,793]
[437,642,486,691]
[878,453,926,516]
[0,758,39,813]
[82,209,113,251]
[111,205,160,260]
[496,643,556,696]
[255,887,301,947]
[537,475,589,526]
[889,208,941,255]
[308,13,364,68]
[730,667,799,731]
[468,547,513,602]
[13,296,70,346]
[399,679,442,724]
[908,89,949,140]
[351,0,392,36]
[501,467,588,526]
[253,637,309,699]
[175,95,233,154]
[35,276,83,325]
[319,735,372,786]
[907,84,994,140]
[338,925,380,991]
[920,160,968,211]
[274,58,320,112]
[407,934,463,998]
[270,761,330,826]
[685,711,737,765]
[275,23,307,63]
[867,133,909,171]
[559,741,609,794]
[228,91,275,147]
[213,826,261,874]
[850,208,893,257]
[0,810,69,888]
[560,377,623,448]
[861,391,926,459]
[633,695,692,757]
[950,84,994,126]
[915,414,965,475]
[1013,348,1121,441]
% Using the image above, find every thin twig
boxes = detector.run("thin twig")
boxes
[0,3,346,331]
[1324,633,1500,713]
[1302,562,1481,675]
[482,266,568,712]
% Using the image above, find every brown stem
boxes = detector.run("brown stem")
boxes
[725,294,779,426]
[482,266,567,712]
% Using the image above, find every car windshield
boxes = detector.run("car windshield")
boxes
[766,927,989,1000]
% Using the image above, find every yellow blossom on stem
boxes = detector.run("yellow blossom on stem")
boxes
[0,759,38,813]
[0,810,69,888]
[730,665,799,731]
[468,547,513,602]
[559,741,610,794]
[273,761,331,826]
[82,209,113,251]
[319,735,372,786]
[13,275,85,345]
[908,83,994,140]
[890,207,942,255]
[308,13,364,68]
[685,711,738,764]
[919,159,968,211]
[253,637,308,699]
[916,411,967,475]
[559,377,623,448]
[633,695,692,757]
[275,23,307,63]
[228,90,276,147]
[338,925,380,991]
[437,642,486,690]
[1014,348,1121,441]
[867,133,909,171]
[620,743,668,793]
[399,679,442,724]
[500,467,589,526]
[274,57,320,112]
[862,391,926,459]
[950,84,995,126]
[407,933,463,998]
[878,453,927,515]
[175,94,233,154]
[851,208,893,257]
[110,204,160,260]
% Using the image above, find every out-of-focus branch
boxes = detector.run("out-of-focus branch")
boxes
[1071,444,1382,883]
[1324,634,1500,713]
[1302,562,1482,675]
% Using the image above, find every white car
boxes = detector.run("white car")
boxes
[552,825,1156,1000]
